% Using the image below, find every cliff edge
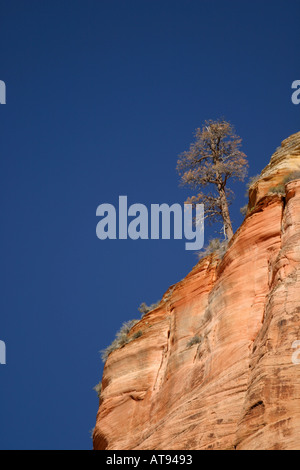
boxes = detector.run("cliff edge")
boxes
[94,132,300,450]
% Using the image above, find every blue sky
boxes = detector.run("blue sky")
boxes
[0,0,299,449]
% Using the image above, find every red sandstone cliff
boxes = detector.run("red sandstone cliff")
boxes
[94,132,300,450]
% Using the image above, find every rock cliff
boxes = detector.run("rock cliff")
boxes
[94,132,300,450]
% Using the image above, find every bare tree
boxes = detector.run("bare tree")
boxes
[177,119,248,240]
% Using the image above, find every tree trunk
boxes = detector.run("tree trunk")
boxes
[219,187,234,240]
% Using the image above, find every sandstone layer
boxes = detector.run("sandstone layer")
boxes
[94,132,300,450]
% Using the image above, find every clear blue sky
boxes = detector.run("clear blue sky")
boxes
[0,0,299,449]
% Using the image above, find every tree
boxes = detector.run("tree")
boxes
[177,119,248,241]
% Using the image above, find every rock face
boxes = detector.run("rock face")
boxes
[94,132,300,450]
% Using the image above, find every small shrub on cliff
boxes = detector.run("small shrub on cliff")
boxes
[268,184,286,196]
[93,382,102,398]
[267,171,300,197]
[245,174,260,195]
[240,204,248,217]
[163,286,175,303]
[138,301,160,317]
[132,330,143,340]
[101,319,139,362]
[198,238,228,260]
[116,320,139,344]
[187,335,203,348]
[283,171,300,184]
